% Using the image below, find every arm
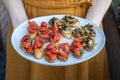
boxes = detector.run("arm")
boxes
[2,0,28,30]
[86,0,112,26]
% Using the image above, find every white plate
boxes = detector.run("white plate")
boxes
[11,15,106,66]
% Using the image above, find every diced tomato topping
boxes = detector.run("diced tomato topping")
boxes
[46,44,54,50]
[59,48,67,57]
[41,22,47,27]
[74,38,83,43]
[33,41,42,50]
[45,43,59,60]
[26,45,33,53]
[50,48,59,55]
[22,41,31,49]
[33,37,44,50]
[40,33,50,39]
[27,27,36,33]
[51,26,59,32]
[28,21,38,33]
[72,47,81,55]
[50,32,61,42]
[71,38,83,56]
[28,21,38,30]
[39,27,47,32]
[59,43,70,54]
[21,34,29,42]
[45,51,57,60]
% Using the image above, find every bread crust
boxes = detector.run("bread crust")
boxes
[58,55,68,61]
[45,54,56,63]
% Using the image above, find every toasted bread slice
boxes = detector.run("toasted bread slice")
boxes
[28,31,38,40]
[34,48,44,59]
[45,54,56,63]
[58,55,68,61]
[61,30,72,39]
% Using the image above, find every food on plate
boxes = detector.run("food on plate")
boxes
[20,15,97,62]
[45,44,59,62]
[48,17,60,26]
[72,28,84,39]
[61,15,79,28]
[33,36,45,59]
[58,23,72,39]
[82,37,95,51]
[58,43,70,61]
[82,24,96,37]
[71,38,83,58]
[27,21,38,40]
[38,22,50,42]
[49,25,59,33]
[20,34,33,54]
[50,31,61,45]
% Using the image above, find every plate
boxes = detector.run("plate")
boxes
[11,15,106,66]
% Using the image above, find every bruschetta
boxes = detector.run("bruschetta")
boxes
[27,21,38,40]
[50,31,61,45]
[20,34,33,54]
[71,38,83,58]
[38,22,50,42]
[59,23,72,39]
[72,28,84,39]
[58,43,70,61]
[45,44,59,62]
[38,22,49,34]
[82,37,95,51]
[61,15,79,28]
[82,24,96,37]
[33,36,45,59]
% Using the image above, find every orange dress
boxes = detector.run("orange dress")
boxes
[6,0,110,80]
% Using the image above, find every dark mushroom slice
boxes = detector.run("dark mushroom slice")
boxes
[83,24,96,37]
[59,23,72,39]
[48,17,60,26]
[72,28,84,39]
[82,37,95,51]
[61,15,79,28]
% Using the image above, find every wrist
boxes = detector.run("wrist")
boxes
[12,15,28,30]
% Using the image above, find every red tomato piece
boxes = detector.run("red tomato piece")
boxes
[51,26,59,32]
[26,45,33,53]
[72,47,80,55]
[28,21,38,30]
[59,48,67,57]
[59,43,70,54]
[74,38,83,43]
[46,44,54,50]
[22,41,31,49]
[27,27,36,33]
[39,27,47,32]
[41,22,47,27]
[33,41,42,50]
[40,33,50,39]
[45,51,57,60]
[50,48,59,55]
[21,34,28,42]
[52,33,61,42]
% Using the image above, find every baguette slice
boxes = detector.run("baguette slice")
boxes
[20,42,33,54]
[61,30,72,39]
[34,48,44,59]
